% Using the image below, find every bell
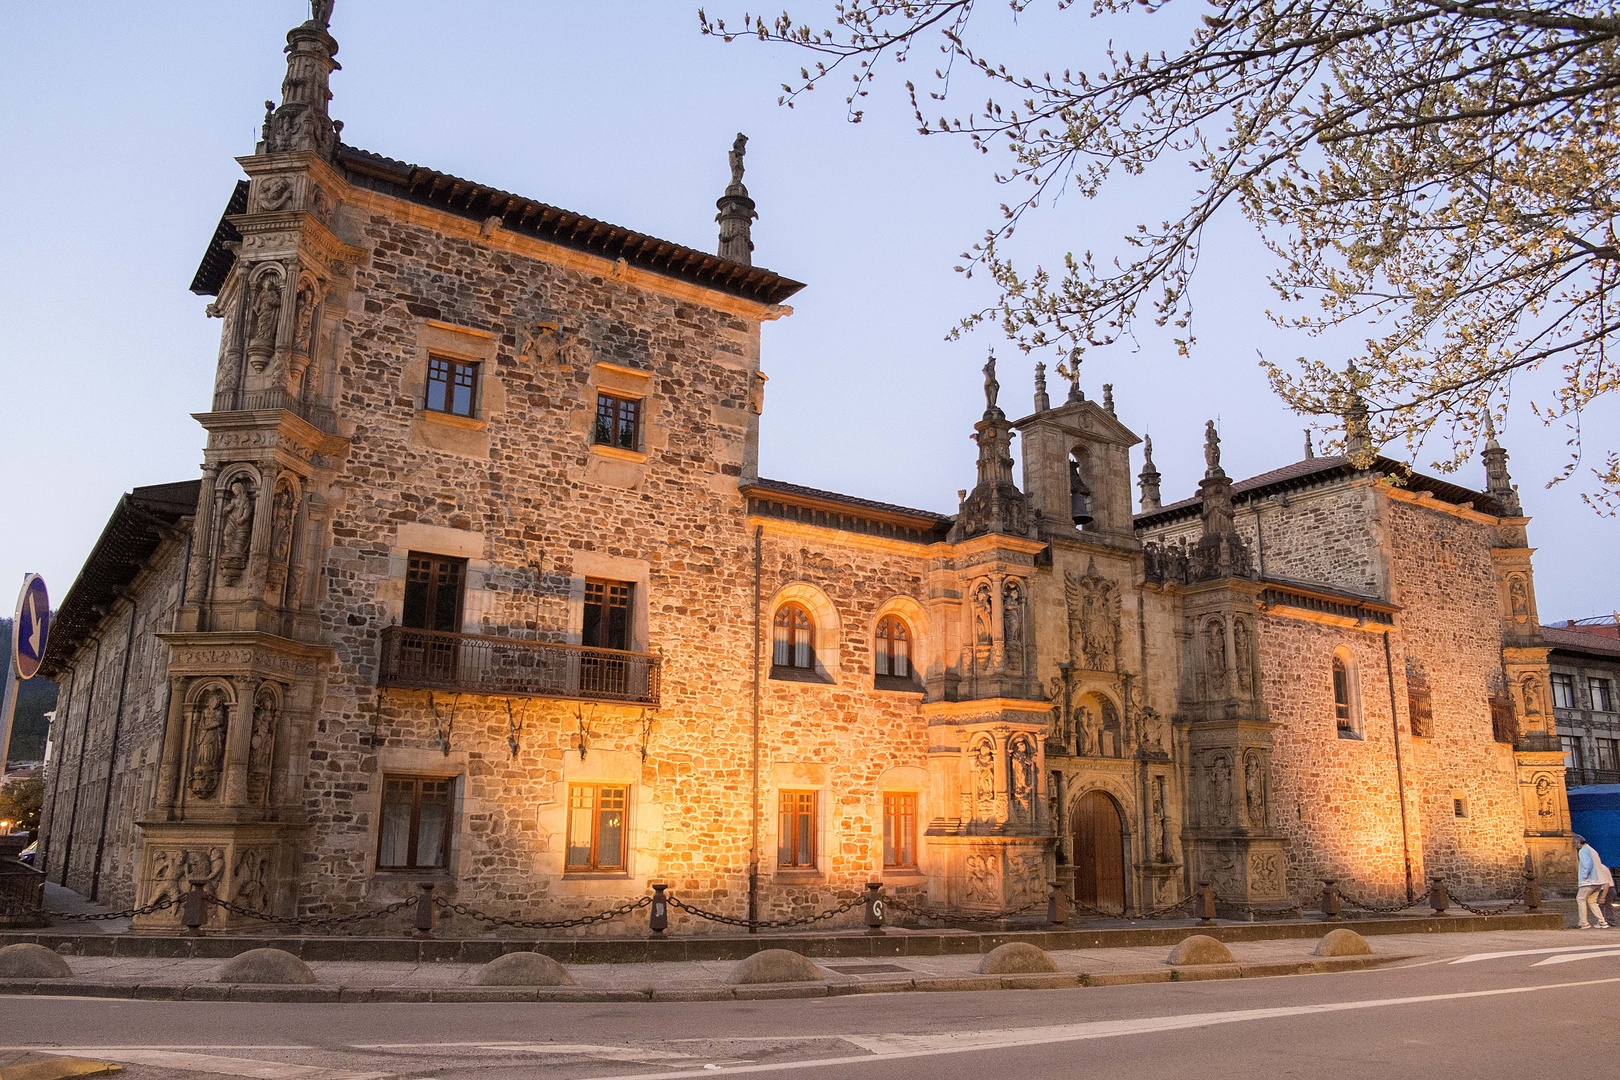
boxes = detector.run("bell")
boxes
[1071,485,1093,526]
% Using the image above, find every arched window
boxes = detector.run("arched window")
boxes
[1333,650,1362,738]
[875,616,911,679]
[773,603,814,669]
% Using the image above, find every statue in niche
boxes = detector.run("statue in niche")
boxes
[1521,675,1543,717]
[245,275,282,369]
[1153,775,1170,861]
[972,580,994,649]
[1003,579,1025,671]
[269,483,295,574]
[1244,752,1266,827]
[233,849,271,913]
[1208,755,1233,826]
[972,738,997,819]
[1203,619,1227,695]
[248,692,277,801]
[1233,618,1253,691]
[1066,559,1120,672]
[212,298,242,395]
[188,689,230,799]
[1509,576,1530,622]
[1008,735,1035,821]
[1536,776,1555,818]
[1140,705,1164,751]
[982,353,1000,412]
[219,477,256,585]
[1099,698,1121,757]
[1076,705,1099,757]
[292,280,317,357]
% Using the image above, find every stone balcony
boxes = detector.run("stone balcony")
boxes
[210,387,339,435]
[377,626,661,707]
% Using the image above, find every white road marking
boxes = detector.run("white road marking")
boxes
[1449,943,1620,964]
[1533,949,1620,967]
[356,1041,696,1059]
[596,976,1620,1079]
[35,1049,390,1080]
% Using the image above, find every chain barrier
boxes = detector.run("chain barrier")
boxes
[884,892,1050,924]
[42,895,177,921]
[668,894,863,930]
[1131,895,1201,920]
[1339,894,1426,915]
[433,894,651,931]
[202,894,416,929]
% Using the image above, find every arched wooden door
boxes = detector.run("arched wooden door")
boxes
[1072,790,1126,914]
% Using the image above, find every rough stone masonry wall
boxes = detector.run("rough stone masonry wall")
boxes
[300,197,884,932]
[41,538,188,906]
[1383,495,1525,897]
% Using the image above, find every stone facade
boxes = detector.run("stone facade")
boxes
[1543,621,1620,787]
[34,4,1574,933]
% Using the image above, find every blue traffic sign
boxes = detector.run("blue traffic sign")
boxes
[13,575,49,680]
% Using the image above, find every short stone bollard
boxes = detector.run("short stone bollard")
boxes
[1048,880,1069,926]
[1320,879,1342,921]
[1313,928,1372,957]
[1195,881,1218,925]
[1166,934,1235,966]
[181,882,208,935]
[1428,876,1450,914]
[728,949,824,985]
[649,882,669,936]
[978,942,1059,975]
[215,948,317,985]
[1523,858,1541,912]
[0,942,72,979]
[476,951,575,986]
[414,882,436,939]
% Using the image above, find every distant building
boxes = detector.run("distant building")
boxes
[1544,618,1620,786]
[34,3,1574,929]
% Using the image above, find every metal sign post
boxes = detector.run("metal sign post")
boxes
[0,575,49,788]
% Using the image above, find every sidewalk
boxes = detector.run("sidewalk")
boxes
[0,924,1599,1004]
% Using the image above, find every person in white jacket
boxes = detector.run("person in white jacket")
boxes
[1575,836,1613,929]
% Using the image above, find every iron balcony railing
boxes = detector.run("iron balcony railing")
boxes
[378,626,661,707]
[211,387,339,434]
[1566,767,1620,788]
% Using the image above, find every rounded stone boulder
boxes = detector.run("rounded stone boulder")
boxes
[1165,934,1235,966]
[475,951,576,986]
[0,942,73,979]
[215,947,317,985]
[728,949,824,984]
[977,941,1059,975]
[1313,928,1372,957]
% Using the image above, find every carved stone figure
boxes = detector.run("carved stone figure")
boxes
[245,275,283,370]
[1010,853,1045,908]
[1249,850,1282,897]
[219,477,256,585]
[258,175,293,211]
[1536,776,1555,818]
[248,691,278,802]
[983,354,1000,413]
[1204,419,1222,474]
[292,280,317,357]
[234,849,271,912]
[1509,576,1530,622]
[1066,559,1120,672]
[1244,752,1266,827]
[728,132,748,188]
[1140,706,1164,751]
[966,853,996,904]
[1076,705,1098,757]
[1208,754,1233,826]
[148,849,189,917]
[1098,698,1121,758]
[1151,776,1169,861]
[972,738,997,820]
[1002,578,1025,670]
[269,482,295,573]
[1008,734,1035,822]
[1233,618,1253,691]
[188,689,230,799]
[972,580,994,650]
[1203,618,1227,695]
[1521,675,1543,716]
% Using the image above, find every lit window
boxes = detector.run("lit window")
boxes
[1333,654,1360,737]
[1562,736,1585,771]
[426,355,478,418]
[778,790,816,868]
[566,784,627,872]
[773,603,814,670]
[1551,673,1576,710]
[377,776,452,870]
[875,616,911,680]
[1596,738,1619,774]
[583,578,633,651]
[883,792,917,869]
[594,393,641,451]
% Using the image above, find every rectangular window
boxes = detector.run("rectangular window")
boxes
[777,790,816,868]
[426,355,479,418]
[583,579,633,651]
[1407,688,1433,738]
[1453,798,1467,818]
[1551,673,1577,710]
[593,393,641,451]
[403,553,465,633]
[377,776,452,870]
[1591,678,1615,713]
[883,792,917,869]
[1562,735,1585,771]
[1596,738,1619,774]
[565,784,628,872]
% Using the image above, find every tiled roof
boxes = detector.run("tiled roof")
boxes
[746,478,952,525]
[1135,455,1503,528]
[1543,624,1620,657]
[192,146,807,307]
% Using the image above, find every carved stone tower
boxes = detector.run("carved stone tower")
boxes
[1012,365,1139,545]
[716,133,757,265]
[138,0,355,930]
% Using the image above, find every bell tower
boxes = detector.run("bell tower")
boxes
[1011,361,1140,545]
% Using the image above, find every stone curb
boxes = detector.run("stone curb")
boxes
[0,954,1402,1004]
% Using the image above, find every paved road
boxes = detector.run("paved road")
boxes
[7,937,1620,1078]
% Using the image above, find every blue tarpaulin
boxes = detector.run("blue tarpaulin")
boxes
[1568,785,1620,868]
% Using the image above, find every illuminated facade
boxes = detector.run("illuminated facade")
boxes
[34,4,1574,931]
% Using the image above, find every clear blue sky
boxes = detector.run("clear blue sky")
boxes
[1,2,1614,623]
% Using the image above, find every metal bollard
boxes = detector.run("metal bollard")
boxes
[414,882,435,938]
[864,882,885,936]
[1048,880,1069,927]
[650,882,669,936]
[1428,876,1450,914]
[1523,858,1541,912]
[1196,881,1217,925]
[1320,879,1341,921]
[181,883,207,935]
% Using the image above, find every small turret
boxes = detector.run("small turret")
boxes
[1033,362,1050,413]
[1138,435,1162,513]
[262,1,342,160]
[1482,415,1523,516]
[1342,364,1375,467]
[716,133,757,265]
